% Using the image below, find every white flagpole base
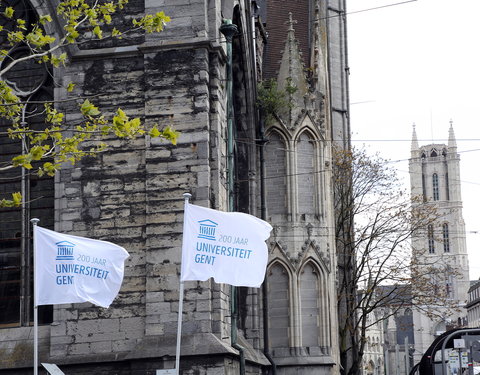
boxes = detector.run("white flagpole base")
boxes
[175,193,190,375]
[31,218,40,375]
[34,305,38,375]
[175,281,185,375]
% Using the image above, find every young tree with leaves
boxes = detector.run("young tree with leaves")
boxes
[0,0,178,208]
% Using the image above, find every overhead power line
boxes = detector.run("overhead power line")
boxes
[14,0,419,46]
[347,1,418,16]
[352,139,480,142]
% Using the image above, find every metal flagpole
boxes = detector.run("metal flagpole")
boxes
[175,193,191,375]
[31,218,40,375]
[175,281,184,375]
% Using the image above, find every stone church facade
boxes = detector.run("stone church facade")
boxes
[0,1,350,374]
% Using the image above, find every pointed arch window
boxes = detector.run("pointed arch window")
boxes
[300,262,320,347]
[265,131,288,216]
[267,263,290,349]
[432,173,439,200]
[443,223,450,253]
[296,132,316,216]
[428,225,435,254]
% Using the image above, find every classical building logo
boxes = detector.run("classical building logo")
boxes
[55,241,75,261]
[197,219,218,241]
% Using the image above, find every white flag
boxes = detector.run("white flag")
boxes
[34,226,129,308]
[181,203,272,287]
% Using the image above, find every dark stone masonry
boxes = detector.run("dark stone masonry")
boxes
[0,1,350,374]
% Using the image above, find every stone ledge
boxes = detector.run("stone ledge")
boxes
[271,355,336,366]
[69,38,225,61]
[41,332,270,368]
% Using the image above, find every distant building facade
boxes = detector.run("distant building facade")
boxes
[362,308,385,375]
[467,280,480,328]
[362,286,414,375]
[383,306,415,375]
[0,1,350,374]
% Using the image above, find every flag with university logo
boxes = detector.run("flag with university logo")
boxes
[181,203,273,287]
[34,226,129,308]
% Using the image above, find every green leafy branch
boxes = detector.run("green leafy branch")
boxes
[0,1,178,208]
[257,78,297,125]
[0,1,171,76]
[4,99,179,175]
[0,192,22,208]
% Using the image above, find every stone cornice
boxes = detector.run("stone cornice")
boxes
[69,38,226,61]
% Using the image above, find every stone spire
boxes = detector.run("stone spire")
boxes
[276,12,309,128]
[448,119,457,150]
[411,123,420,157]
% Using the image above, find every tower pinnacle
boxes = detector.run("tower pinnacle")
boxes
[448,119,457,150]
[411,123,419,155]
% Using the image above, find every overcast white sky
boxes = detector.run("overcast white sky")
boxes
[346,0,480,280]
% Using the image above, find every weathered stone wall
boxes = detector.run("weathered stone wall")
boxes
[50,46,236,365]
[0,0,350,374]
[0,0,265,373]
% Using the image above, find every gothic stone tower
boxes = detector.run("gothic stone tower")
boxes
[409,123,470,361]
[258,0,347,373]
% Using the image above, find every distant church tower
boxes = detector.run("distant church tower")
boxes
[409,123,470,361]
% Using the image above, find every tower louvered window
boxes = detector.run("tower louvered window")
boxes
[428,225,435,254]
[443,223,450,253]
[432,173,439,201]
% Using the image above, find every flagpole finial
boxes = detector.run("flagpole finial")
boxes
[31,218,40,226]
[183,193,192,202]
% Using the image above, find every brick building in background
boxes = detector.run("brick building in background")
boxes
[0,0,350,374]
